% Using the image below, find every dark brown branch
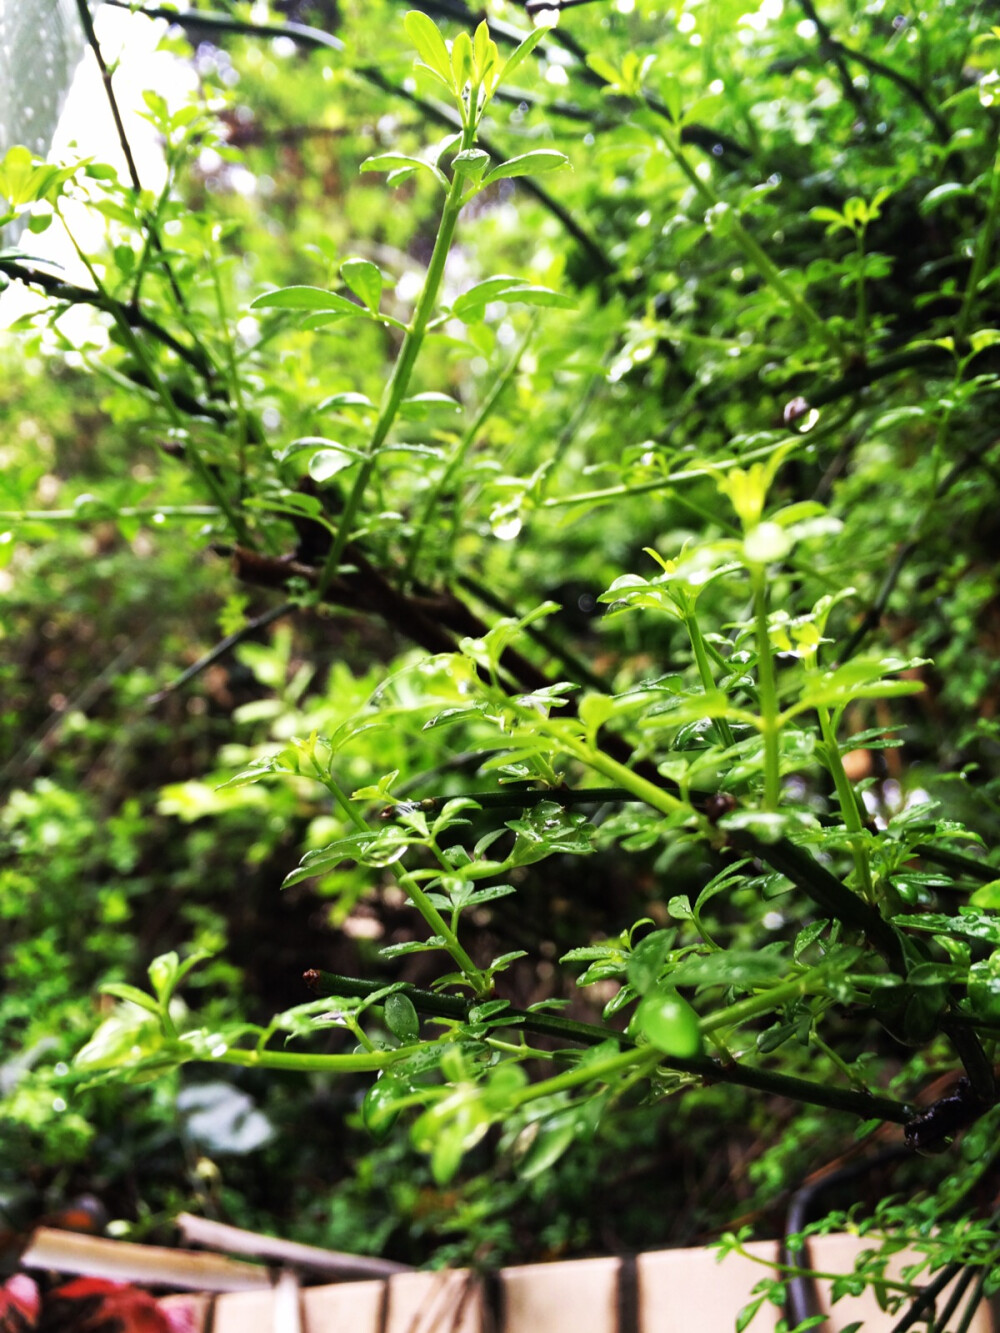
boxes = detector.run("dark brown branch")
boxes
[801,344,954,410]
[795,0,869,122]
[796,0,949,142]
[0,259,214,380]
[840,434,1000,660]
[306,970,914,1122]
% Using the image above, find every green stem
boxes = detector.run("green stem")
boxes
[957,136,1000,341]
[810,1027,869,1090]
[729,1239,919,1299]
[538,433,804,509]
[316,124,478,600]
[656,125,844,360]
[214,1046,407,1073]
[554,733,690,820]
[699,973,812,1034]
[682,598,736,748]
[238,971,915,1121]
[53,205,249,543]
[504,1040,910,1122]
[507,1047,662,1108]
[317,766,486,993]
[735,834,905,971]
[817,703,874,899]
[751,566,782,810]
[208,232,250,496]
[308,969,634,1047]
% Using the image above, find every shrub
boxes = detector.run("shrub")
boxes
[3,0,1000,1320]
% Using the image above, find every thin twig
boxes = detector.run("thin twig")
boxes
[381,785,635,816]
[839,540,916,663]
[146,600,297,705]
[0,631,153,792]
[73,0,143,192]
[0,260,214,379]
[794,0,949,142]
[833,39,949,143]
[840,434,1000,660]
[74,0,202,320]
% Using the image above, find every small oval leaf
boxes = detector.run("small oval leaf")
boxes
[341,258,383,314]
[480,150,570,189]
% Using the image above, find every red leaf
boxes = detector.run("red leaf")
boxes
[42,1279,173,1333]
[0,1275,40,1331]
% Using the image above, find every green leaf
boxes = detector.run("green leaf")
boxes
[473,21,491,76]
[399,391,462,419]
[452,148,491,183]
[403,10,455,89]
[362,1075,407,1138]
[340,258,382,314]
[498,24,549,85]
[810,205,850,234]
[902,911,1000,946]
[380,936,447,959]
[971,880,1000,909]
[515,1112,578,1179]
[499,284,576,310]
[665,949,787,988]
[627,930,674,995]
[99,983,162,1016]
[660,72,682,122]
[452,30,473,90]
[309,449,361,483]
[480,150,570,189]
[452,275,574,322]
[360,153,447,188]
[0,145,81,207]
[920,182,973,215]
[585,54,622,86]
[250,285,363,315]
[384,992,421,1042]
[735,1297,768,1333]
[148,951,180,1002]
[452,274,534,318]
[74,1009,163,1071]
[316,391,374,411]
[282,833,380,886]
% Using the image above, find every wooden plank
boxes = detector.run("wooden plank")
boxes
[212,1288,275,1333]
[176,1213,409,1280]
[21,1229,1000,1330]
[637,1240,780,1333]
[302,1277,386,1333]
[385,1269,485,1333]
[21,1227,270,1293]
[500,1256,620,1333]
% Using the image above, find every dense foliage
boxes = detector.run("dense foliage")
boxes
[4,0,1000,1324]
